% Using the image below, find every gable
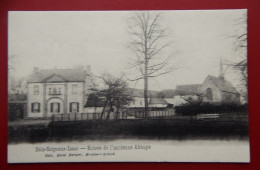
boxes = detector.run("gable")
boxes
[43,74,67,83]
[203,75,239,94]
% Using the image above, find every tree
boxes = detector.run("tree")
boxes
[8,55,27,95]
[127,12,176,117]
[8,77,27,95]
[91,73,134,121]
[180,93,204,106]
[227,12,248,103]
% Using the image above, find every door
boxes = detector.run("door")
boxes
[50,102,60,113]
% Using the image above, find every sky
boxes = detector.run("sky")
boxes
[8,10,247,91]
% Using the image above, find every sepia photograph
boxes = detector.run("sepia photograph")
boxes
[7,10,249,163]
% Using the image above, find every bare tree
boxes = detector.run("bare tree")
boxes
[227,12,248,103]
[91,73,134,121]
[127,12,176,117]
[113,90,134,120]
[8,55,27,95]
[8,77,27,95]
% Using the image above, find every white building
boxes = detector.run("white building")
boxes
[125,88,173,109]
[27,66,92,118]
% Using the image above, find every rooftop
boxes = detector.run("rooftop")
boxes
[175,84,202,95]
[27,68,87,83]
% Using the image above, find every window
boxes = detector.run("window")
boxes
[140,101,142,105]
[31,103,40,113]
[70,102,79,113]
[72,84,78,94]
[53,88,57,94]
[50,102,60,113]
[49,87,62,95]
[33,85,39,95]
[206,88,213,101]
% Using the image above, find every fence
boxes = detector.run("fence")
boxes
[52,110,176,122]
[122,110,175,119]
[52,113,101,122]
[219,112,248,120]
[52,110,247,122]
[147,110,175,118]
[196,112,248,121]
[197,113,219,120]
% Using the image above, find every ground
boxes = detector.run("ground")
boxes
[8,113,249,144]
[8,119,51,127]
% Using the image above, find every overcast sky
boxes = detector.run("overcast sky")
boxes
[8,10,247,91]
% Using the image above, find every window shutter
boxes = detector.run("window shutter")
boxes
[70,103,72,112]
[38,103,41,112]
[77,103,79,112]
[58,103,60,113]
[31,103,34,113]
[51,103,53,112]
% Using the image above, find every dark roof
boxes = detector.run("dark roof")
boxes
[27,69,86,83]
[175,84,202,95]
[158,89,175,98]
[206,75,239,94]
[125,88,159,98]
[149,98,169,104]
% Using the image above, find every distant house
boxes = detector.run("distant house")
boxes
[149,98,170,108]
[125,88,174,109]
[201,75,240,104]
[174,59,240,106]
[27,66,92,118]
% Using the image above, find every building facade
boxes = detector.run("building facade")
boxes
[27,67,91,118]
[174,59,241,106]
[200,75,240,104]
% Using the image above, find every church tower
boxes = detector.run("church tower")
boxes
[219,57,224,79]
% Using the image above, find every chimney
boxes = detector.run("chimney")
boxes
[33,67,39,73]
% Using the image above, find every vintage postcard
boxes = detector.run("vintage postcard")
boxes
[8,10,249,163]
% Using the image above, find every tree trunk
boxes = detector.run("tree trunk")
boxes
[115,105,120,120]
[144,67,148,118]
[144,35,149,118]
[106,104,113,120]
[100,100,108,121]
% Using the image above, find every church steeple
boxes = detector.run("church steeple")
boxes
[219,57,224,79]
